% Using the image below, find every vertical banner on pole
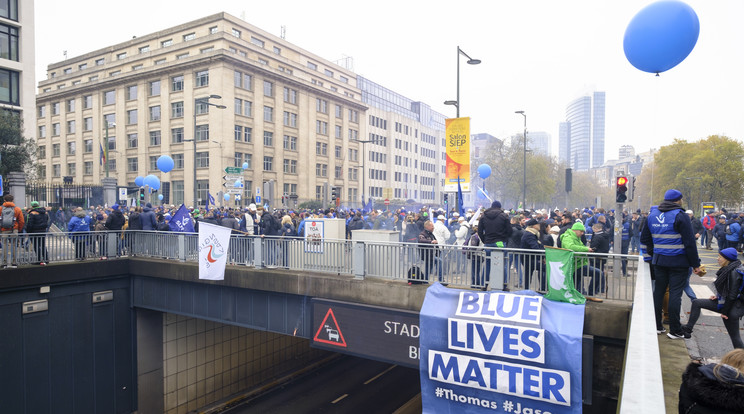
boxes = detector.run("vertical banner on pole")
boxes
[445,117,471,192]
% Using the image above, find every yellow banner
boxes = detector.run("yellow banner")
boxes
[445,117,471,192]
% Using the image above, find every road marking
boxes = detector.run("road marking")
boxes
[690,285,718,316]
[364,365,397,385]
[331,394,349,404]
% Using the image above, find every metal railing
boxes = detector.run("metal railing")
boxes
[1,230,640,301]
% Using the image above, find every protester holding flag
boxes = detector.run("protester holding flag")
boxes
[560,221,604,300]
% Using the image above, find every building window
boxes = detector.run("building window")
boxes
[173,154,184,170]
[235,71,252,90]
[0,2,17,21]
[176,53,189,60]
[38,125,46,138]
[171,75,184,92]
[243,154,252,169]
[316,98,328,113]
[67,162,76,176]
[273,46,281,55]
[195,152,209,168]
[149,130,161,146]
[335,145,342,159]
[83,95,92,109]
[107,159,116,172]
[340,76,349,84]
[104,113,115,126]
[335,104,342,118]
[107,135,116,151]
[183,32,196,41]
[67,141,75,155]
[116,52,127,60]
[171,127,184,143]
[195,101,209,115]
[161,39,173,47]
[52,123,60,136]
[52,143,60,157]
[335,125,342,139]
[149,105,161,121]
[349,109,359,123]
[126,85,137,100]
[149,80,160,96]
[324,69,334,77]
[335,166,342,179]
[155,58,166,65]
[263,106,273,122]
[234,99,242,115]
[127,109,138,125]
[195,125,209,141]
[307,62,317,70]
[127,157,138,172]
[84,139,93,153]
[66,120,75,134]
[139,45,150,53]
[263,80,273,97]
[38,145,46,158]
[38,105,46,117]
[209,26,218,34]
[263,131,273,147]
[283,159,297,174]
[250,37,264,47]
[195,70,209,87]
[316,121,328,135]
[232,29,242,38]
[315,142,328,156]
[52,164,60,177]
[171,102,184,118]
[234,152,243,168]
[196,180,209,203]
[263,156,273,171]
[84,161,93,176]
[243,101,252,117]
[283,111,297,127]
[149,156,158,171]
[95,58,104,66]
[283,87,297,104]
[127,133,138,148]
[315,163,328,177]
[66,99,75,112]
[51,102,60,115]
[103,90,115,105]
[283,135,297,151]
[172,181,184,204]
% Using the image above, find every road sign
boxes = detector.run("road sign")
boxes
[255,188,261,195]
[256,195,261,203]
[225,188,242,194]
[384,198,390,206]
[224,167,242,174]
[223,174,242,181]
[118,188,127,201]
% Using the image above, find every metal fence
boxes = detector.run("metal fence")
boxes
[0,230,639,301]
[25,182,104,209]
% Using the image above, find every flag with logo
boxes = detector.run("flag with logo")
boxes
[169,204,195,233]
[198,222,232,280]
[544,247,586,304]
[206,192,215,212]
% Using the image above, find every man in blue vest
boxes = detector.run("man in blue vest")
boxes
[640,189,701,339]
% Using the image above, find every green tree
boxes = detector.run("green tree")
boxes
[0,110,36,178]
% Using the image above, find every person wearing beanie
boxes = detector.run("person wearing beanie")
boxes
[680,247,744,348]
[477,200,512,289]
[560,220,604,300]
[26,200,50,265]
[641,188,702,339]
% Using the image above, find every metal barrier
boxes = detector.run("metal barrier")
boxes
[1,230,640,301]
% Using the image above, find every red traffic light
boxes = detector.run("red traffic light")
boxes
[617,177,628,186]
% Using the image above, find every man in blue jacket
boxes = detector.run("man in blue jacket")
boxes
[640,189,701,340]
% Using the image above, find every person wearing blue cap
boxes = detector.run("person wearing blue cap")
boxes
[641,189,702,339]
[681,247,744,348]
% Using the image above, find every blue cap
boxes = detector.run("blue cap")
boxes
[112,204,119,210]
[664,189,683,201]
[720,247,738,261]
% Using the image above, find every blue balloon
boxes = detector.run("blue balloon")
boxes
[143,174,161,191]
[158,194,164,201]
[224,193,230,201]
[623,1,699,74]
[156,155,174,173]
[478,164,492,179]
[242,162,249,170]
[234,180,241,188]
[134,176,144,187]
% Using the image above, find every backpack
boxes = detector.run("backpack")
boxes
[1,206,15,229]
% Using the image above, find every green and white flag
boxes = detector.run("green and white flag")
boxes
[544,247,586,305]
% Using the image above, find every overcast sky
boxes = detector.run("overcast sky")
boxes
[34,0,744,160]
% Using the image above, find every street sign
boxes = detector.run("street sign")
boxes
[226,189,242,194]
[118,188,127,201]
[384,198,390,206]
[256,188,261,195]
[223,174,242,181]
[224,167,242,174]
[256,195,261,203]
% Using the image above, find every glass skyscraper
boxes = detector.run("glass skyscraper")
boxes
[562,91,605,170]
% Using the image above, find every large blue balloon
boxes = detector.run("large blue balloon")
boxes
[234,180,242,188]
[242,162,249,170]
[623,1,699,74]
[156,155,174,173]
[143,174,161,191]
[134,176,144,187]
[158,194,164,201]
[224,193,230,201]
[478,164,492,179]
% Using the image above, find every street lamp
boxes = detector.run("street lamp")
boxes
[351,138,383,208]
[191,95,226,208]
[515,111,527,210]
[443,46,481,118]
[103,121,116,178]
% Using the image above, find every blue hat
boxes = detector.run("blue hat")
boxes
[112,204,119,210]
[664,189,683,201]
[720,247,738,261]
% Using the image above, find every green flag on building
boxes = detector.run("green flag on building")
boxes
[544,247,586,305]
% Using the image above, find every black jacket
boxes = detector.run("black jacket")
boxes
[26,208,50,233]
[477,208,512,245]
[348,216,366,232]
[509,224,524,248]
[128,212,143,230]
[105,210,126,231]
[678,362,744,414]
[590,230,611,254]
[691,216,704,236]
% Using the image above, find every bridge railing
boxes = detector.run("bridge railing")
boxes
[3,230,639,301]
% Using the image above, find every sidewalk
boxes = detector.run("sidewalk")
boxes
[659,334,690,413]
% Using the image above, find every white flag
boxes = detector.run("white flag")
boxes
[198,222,232,280]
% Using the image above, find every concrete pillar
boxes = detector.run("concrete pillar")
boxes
[101,177,117,207]
[7,172,26,208]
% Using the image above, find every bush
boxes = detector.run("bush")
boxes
[298,200,323,210]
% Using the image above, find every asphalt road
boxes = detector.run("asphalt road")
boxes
[225,355,420,414]
[678,241,742,363]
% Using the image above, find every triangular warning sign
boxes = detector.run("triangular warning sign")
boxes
[313,308,347,347]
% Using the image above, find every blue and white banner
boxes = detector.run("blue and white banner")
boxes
[420,284,584,413]
[169,204,195,233]
[198,222,231,281]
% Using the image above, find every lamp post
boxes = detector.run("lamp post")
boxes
[352,138,383,208]
[191,95,225,208]
[515,111,527,210]
[103,121,116,178]
[443,46,481,118]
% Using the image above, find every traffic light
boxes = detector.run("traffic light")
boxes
[331,187,337,200]
[616,176,628,203]
[628,176,636,201]
[444,193,449,205]
[138,187,146,203]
